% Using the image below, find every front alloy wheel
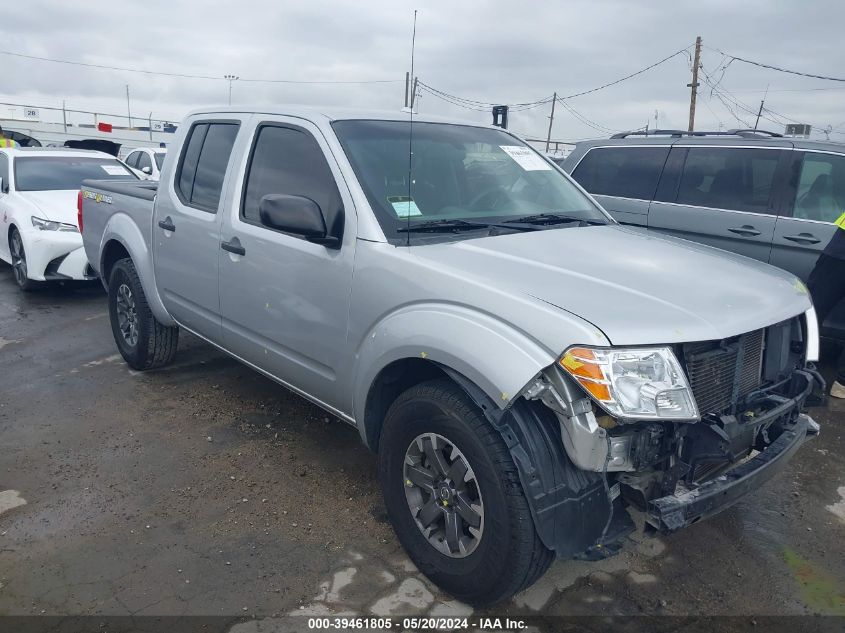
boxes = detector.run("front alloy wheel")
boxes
[403,432,484,558]
[9,230,36,291]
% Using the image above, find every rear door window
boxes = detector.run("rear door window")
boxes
[793,152,845,223]
[125,151,140,168]
[571,146,669,200]
[676,147,781,214]
[176,122,240,212]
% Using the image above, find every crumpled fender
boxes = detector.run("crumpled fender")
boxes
[351,302,557,428]
[99,213,174,326]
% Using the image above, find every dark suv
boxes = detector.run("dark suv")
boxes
[561,129,845,340]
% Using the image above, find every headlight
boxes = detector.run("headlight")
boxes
[559,346,699,421]
[31,216,79,232]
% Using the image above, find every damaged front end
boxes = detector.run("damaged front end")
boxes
[520,313,823,558]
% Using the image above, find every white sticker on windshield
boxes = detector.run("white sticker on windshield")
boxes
[499,145,551,171]
[101,164,128,176]
[388,196,423,218]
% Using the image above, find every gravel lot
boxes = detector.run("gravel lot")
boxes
[0,263,843,625]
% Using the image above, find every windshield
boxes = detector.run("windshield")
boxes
[332,120,608,242]
[154,152,166,170]
[14,156,138,191]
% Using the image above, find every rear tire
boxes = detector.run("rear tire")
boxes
[9,228,40,291]
[378,379,553,606]
[108,258,178,370]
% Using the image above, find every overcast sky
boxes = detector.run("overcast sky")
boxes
[2,0,845,144]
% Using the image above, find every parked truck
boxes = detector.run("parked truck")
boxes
[80,107,823,605]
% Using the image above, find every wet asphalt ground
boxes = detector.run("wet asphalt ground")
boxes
[0,260,844,629]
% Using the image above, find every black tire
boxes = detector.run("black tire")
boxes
[9,228,40,291]
[378,379,553,606]
[108,258,178,370]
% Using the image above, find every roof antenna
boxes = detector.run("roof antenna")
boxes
[406,9,418,247]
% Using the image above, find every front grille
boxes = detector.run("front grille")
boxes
[683,329,764,414]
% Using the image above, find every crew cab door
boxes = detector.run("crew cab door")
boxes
[647,146,783,263]
[153,118,242,341]
[218,117,356,413]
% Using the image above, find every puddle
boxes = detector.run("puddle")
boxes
[783,547,845,615]
[826,486,845,523]
[0,490,27,516]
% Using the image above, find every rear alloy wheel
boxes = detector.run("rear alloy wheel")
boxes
[379,379,553,606]
[9,229,39,291]
[108,258,179,370]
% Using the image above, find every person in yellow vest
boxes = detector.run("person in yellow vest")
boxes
[0,126,18,148]
[807,211,845,398]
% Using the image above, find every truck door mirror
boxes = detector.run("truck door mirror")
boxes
[258,194,340,248]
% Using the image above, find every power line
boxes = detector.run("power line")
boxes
[0,50,403,84]
[558,47,691,99]
[707,47,845,83]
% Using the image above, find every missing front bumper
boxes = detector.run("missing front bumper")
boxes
[648,412,819,532]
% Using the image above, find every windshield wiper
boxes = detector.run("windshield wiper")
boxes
[397,219,536,234]
[503,213,606,227]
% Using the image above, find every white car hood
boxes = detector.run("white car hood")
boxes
[19,190,79,225]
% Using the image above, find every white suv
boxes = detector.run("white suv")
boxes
[0,148,138,290]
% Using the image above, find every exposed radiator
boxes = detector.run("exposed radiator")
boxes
[683,329,765,415]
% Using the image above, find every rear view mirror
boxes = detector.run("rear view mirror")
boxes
[258,194,340,248]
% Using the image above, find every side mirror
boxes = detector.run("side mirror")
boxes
[258,194,340,247]
[141,166,152,175]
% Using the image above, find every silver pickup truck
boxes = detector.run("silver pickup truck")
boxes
[80,106,823,606]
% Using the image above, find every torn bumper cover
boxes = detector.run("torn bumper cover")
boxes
[649,409,819,532]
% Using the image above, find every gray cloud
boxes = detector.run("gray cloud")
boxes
[2,0,844,142]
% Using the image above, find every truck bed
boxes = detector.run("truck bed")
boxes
[80,178,159,282]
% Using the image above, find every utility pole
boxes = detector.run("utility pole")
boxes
[224,75,239,105]
[126,85,132,128]
[753,85,769,131]
[409,76,419,110]
[545,93,557,153]
[687,36,701,132]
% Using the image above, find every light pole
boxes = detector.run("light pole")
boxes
[224,75,239,105]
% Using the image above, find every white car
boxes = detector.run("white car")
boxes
[123,147,167,181]
[0,147,138,290]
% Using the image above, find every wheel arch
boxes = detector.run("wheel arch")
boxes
[98,216,173,326]
[353,303,558,451]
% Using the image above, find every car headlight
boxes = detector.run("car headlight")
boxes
[31,216,79,232]
[559,346,699,421]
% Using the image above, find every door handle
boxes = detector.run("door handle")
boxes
[727,225,761,237]
[158,217,176,232]
[783,233,821,245]
[221,237,246,256]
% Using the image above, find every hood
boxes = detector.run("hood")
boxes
[19,190,80,225]
[413,225,811,346]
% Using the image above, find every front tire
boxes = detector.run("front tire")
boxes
[9,228,40,291]
[378,380,553,606]
[108,258,178,370]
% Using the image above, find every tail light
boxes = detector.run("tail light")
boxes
[77,190,83,233]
